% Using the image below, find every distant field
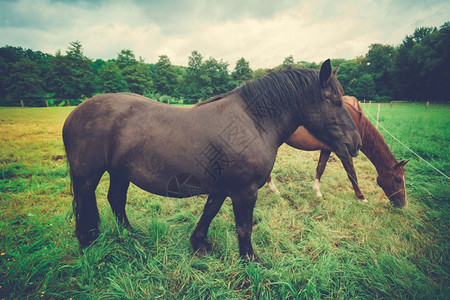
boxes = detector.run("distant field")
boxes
[0,103,448,299]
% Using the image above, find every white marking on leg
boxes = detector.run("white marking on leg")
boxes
[267,179,280,195]
[312,179,323,198]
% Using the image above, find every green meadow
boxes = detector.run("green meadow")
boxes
[0,103,448,299]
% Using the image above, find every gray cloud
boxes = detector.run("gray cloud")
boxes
[0,0,448,68]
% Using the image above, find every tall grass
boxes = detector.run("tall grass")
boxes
[0,104,448,299]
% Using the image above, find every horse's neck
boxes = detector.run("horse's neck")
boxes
[240,96,300,147]
[359,116,397,174]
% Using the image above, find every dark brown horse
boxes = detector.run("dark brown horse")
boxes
[266,96,408,207]
[63,60,361,259]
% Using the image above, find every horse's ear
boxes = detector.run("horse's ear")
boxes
[332,65,340,76]
[319,59,332,87]
[394,160,409,169]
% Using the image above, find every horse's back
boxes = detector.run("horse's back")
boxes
[342,95,362,113]
[63,93,163,177]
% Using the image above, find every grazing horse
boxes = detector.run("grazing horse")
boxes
[266,96,408,207]
[63,59,361,259]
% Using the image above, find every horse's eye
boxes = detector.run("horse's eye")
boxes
[334,97,342,106]
[394,177,402,183]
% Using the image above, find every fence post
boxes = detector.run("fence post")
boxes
[45,100,49,107]
[66,100,70,106]
[426,101,429,109]
[167,98,170,105]
[181,99,184,107]
[376,103,381,129]
[20,100,24,107]
[390,101,393,108]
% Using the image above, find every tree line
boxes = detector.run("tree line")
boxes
[0,22,449,106]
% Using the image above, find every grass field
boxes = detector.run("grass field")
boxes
[0,102,448,299]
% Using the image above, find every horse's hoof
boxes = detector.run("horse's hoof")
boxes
[78,233,97,249]
[78,240,94,253]
[191,240,212,257]
[361,198,368,202]
[315,192,323,198]
[240,253,265,266]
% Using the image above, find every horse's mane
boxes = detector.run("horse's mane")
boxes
[195,95,224,106]
[195,68,343,109]
[355,103,399,168]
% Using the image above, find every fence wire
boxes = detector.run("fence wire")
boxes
[362,103,449,180]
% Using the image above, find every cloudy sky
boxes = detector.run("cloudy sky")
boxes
[0,0,449,69]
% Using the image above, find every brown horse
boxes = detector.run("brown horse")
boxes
[266,96,408,207]
[63,60,362,259]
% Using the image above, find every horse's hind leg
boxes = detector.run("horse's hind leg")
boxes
[72,172,104,248]
[313,150,331,198]
[190,192,227,255]
[107,171,131,229]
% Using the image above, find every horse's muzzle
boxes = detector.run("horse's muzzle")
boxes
[350,141,362,157]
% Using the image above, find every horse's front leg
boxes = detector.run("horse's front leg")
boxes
[230,189,258,260]
[190,192,227,256]
[340,158,367,202]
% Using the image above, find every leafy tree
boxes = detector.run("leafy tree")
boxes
[116,49,137,69]
[330,58,346,69]
[182,51,234,100]
[0,46,25,66]
[99,61,128,93]
[297,61,319,69]
[65,41,95,97]
[126,61,152,94]
[7,58,44,99]
[366,44,396,99]
[232,57,253,84]
[252,68,269,79]
[46,41,94,99]
[91,59,106,75]
[45,50,68,98]
[116,50,152,95]
[203,57,232,95]
[390,25,449,101]
[0,57,8,98]
[432,22,450,101]
[182,50,208,100]
[336,60,360,95]
[0,46,52,98]
[347,73,376,100]
[281,55,294,68]
[154,55,178,96]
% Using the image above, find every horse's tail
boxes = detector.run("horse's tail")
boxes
[68,162,74,196]
[62,122,73,196]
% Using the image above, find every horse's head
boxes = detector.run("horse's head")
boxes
[302,59,362,159]
[377,160,409,207]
